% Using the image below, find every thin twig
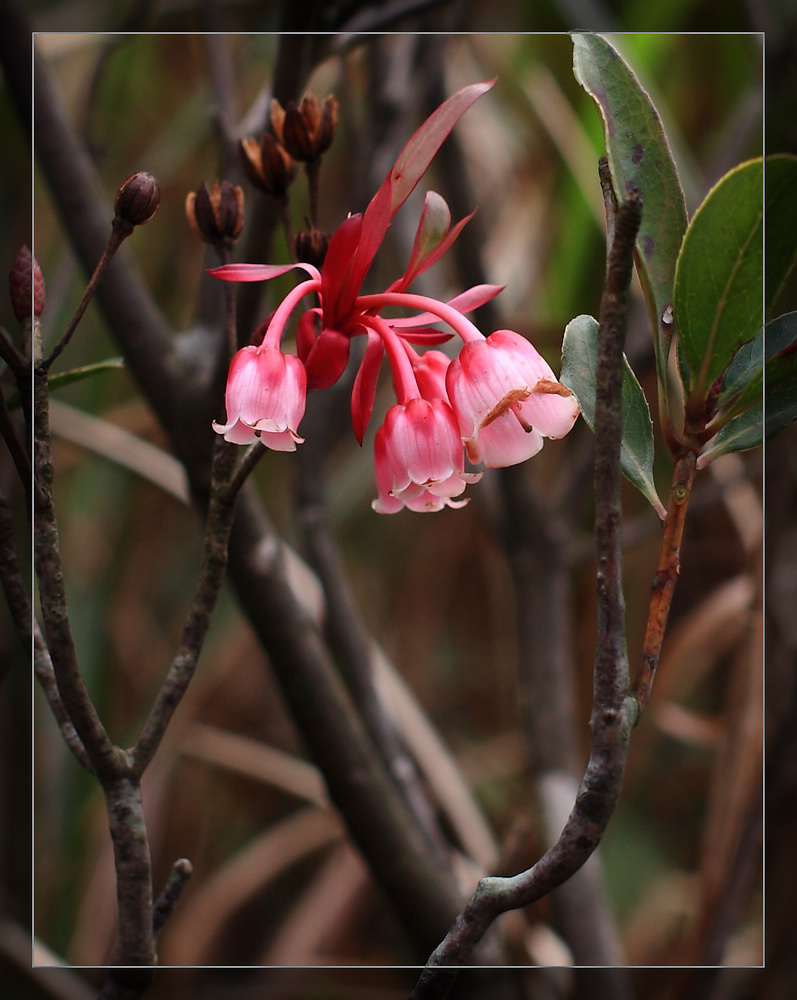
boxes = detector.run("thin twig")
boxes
[153,858,194,936]
[224,440,267,498]
[0,325,28,375]
[33,365,124,781]
[130,437,240,775]
[410,189,643,1000]
[33,620,95,773]
[40,220,133,372]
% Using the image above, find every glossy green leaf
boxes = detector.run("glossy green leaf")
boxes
[765,154,797,316]
[572,32,688,388]
[674,158,764,405]
[560,314,665,517]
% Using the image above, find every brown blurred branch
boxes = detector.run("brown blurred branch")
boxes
[296,395,455,869]
[225,485,467,951]
[33,619,95,774]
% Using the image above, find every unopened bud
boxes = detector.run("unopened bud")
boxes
[115,171,161,228]
[295,228,329,269]
[273,93,338,163]
[9,245,44,321]
[186,180,245,246]
[240,133,296,199]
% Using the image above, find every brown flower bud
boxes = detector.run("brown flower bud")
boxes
[115,171,161,227]
[240,133,296,199]
[275,93,338,163]
[185,180,245,246]
[9,245,44,321]
[294,228,329,270]
[269,98,287,146]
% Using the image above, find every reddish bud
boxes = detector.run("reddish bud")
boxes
[9,245,44,321]
[115,171,161,227]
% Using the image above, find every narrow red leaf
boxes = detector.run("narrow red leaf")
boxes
[208,262,319,282]
[388,79,496,214]
[351,331,385,444]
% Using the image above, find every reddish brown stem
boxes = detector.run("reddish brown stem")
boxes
[632,449,697,717]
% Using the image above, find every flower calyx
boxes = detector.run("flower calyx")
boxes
[186,180,245,248]
[240,132,297,199]
[272,93,338,164]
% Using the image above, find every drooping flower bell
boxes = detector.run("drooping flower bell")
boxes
[446,329,580,468]
[212,343,307,450]
[372,397,482,513]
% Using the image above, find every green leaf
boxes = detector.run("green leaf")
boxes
[697,404,762,468]
[674,158,764,405]
[6,357,126,410]
[49,357,126,393]
[572,33,688,389]
[718,310,797,417]
[697,312,797,466]
[764,312,797,438]
[765,154,797,316]
[718,329,763,410]
[561,314,665,517]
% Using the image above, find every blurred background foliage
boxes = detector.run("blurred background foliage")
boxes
[1,2,794,999]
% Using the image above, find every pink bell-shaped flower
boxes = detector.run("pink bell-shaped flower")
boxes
[212,344,307,450]
[446,329,579,468]
[372,397,481,514]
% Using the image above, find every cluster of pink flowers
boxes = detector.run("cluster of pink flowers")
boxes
[211,80,579,513]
